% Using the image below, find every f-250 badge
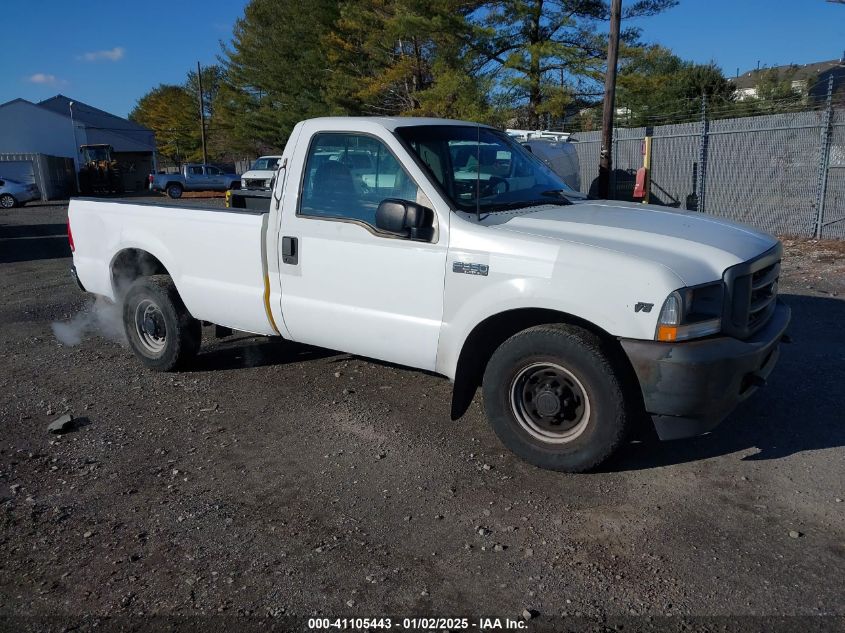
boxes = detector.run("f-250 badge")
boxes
[453,262,489,276]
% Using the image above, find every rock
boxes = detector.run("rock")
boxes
[482,463,493,471]
[83,531,94,538]
[477,527,491,537]
[346,599,355,607]
[10,484,21,495]
[835,498,842,503]
[376,451,386,460]
[47,414,74,434]
[494,543,506,552]
[522,608,536,620]
[334,372,342,378]
[788,530,802,539]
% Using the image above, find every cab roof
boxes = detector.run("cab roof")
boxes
[302,116,494,132]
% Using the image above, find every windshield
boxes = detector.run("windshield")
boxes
[250,157,280,171]
[396,125,577,213]
[82,147,111,162]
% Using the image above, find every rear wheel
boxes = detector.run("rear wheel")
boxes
[167,183,183,199]
[482,324,630,473]
[122,275,201,371]
[0,194,16,208]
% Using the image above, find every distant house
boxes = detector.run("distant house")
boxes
[0,94,156,193]
[731,57,845,102]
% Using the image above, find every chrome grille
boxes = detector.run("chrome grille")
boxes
[243,178,268,190]
[747,261,780,331]
[722,245,782,339]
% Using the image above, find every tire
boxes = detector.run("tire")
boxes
[122,275,201,371]
[482,324,630,473]
[0,194,17,209]
[166,183,183,199]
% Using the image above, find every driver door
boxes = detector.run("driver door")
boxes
[278,131,448,371]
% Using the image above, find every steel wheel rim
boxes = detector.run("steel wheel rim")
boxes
[168,186,181,197]
[0,195,14,208]
[134,299,167,355]
[509,362,591,444]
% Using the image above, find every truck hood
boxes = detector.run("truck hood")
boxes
[241,169,275,179]
[482,200,778,286]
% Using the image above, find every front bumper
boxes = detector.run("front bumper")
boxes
[620,301,791,440]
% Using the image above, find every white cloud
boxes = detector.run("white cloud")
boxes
[27,73,63,85]
[78,47,125,62]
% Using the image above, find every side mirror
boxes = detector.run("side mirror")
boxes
[375,198,434,241]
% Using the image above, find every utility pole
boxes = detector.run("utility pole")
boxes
[68,101,81,194]
[197,61,208,166]
[597,0,622,199]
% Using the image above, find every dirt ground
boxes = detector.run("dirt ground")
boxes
[1,198,844,632]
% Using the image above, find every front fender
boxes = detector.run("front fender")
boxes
[435,253,683,380]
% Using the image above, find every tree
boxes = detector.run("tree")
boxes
[185,64,231,159]
[616,45,735,125]
[324,0,491,120]
[129,85,200,165]
[217,0,339,154]
[469,0,678,128]
[754,66,802,104]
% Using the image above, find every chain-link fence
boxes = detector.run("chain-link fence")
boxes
[570,89,845,239]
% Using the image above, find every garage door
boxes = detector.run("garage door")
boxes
[0,158,36,185]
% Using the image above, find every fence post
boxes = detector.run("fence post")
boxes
[814,75,835,239]
[610,133,618,198]
[696,95,709,213]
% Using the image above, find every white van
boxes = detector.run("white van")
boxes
[506,130,580,192]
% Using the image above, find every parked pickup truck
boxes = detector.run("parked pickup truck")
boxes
[150,164,241,199]
[241,155,282,190]
[68,117,790,472]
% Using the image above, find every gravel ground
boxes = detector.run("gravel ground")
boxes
[1,198,844,631]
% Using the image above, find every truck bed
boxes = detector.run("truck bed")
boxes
[69,198,277,336]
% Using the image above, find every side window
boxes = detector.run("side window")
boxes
[207,166,222,175]
[188,166,203,176]
[299,133,419,228]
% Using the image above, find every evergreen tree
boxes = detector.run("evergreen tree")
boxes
[470,0,678,127]
[324,0,489,119]
[217,0,340,153]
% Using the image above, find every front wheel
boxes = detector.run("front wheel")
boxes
[482,324,630,473]
[122,276,201,371]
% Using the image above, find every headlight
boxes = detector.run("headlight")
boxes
[656,283,723,342]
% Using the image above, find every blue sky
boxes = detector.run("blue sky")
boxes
[3,0,844,118]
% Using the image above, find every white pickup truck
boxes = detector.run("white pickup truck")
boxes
[68,117,790,472]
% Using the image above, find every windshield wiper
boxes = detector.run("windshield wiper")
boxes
[484,198,572,212]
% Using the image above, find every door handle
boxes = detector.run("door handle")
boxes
[282,236,298,265]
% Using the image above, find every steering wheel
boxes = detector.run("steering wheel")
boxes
[478,176,509,197]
